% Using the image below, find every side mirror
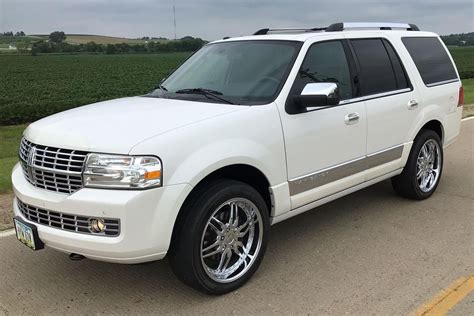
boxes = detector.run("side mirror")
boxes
[293,83,341,109]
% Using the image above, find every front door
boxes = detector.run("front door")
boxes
[279,40,367,209]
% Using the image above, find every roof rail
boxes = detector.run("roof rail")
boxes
[326,22,420,32]
[253,27,327,35]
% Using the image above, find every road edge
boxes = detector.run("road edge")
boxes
[0,229,15,237]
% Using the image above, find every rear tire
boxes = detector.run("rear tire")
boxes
[168,179,269,295]
[391,129,443,200]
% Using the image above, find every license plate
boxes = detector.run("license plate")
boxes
[14,217,44,251]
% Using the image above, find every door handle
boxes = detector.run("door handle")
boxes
[345,112,360,125]
[408,100,419,109]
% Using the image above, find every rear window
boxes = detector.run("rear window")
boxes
[402,37,458,86]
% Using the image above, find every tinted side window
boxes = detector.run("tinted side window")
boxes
[294,41,353,100]
[351,39,398,96]
[402,37,458,85]
[383,39,410,89]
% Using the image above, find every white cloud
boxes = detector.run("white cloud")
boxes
[0,0,472,40]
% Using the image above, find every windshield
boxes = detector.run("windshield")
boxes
[149,40,302,105]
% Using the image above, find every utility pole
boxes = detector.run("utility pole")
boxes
[173,0,177,40]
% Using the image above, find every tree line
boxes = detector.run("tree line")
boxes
[2,31,26,36]
[31,37,206,55]
[440,32,474,46]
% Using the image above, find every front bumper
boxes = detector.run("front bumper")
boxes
[12,163,192,264]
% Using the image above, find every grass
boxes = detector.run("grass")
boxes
[462,78,474,117]
[449,46,474,78]
[0,125,26,193]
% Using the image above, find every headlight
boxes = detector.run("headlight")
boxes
[83,154,162,189]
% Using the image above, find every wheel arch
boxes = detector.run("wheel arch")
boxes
[169,164,272,253]
[417,119,444,144]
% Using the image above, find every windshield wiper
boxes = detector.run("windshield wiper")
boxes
[175,88,234,104]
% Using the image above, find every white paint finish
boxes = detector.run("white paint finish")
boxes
[279,102,367,180]
[364,90,421,154]
[130,103,288,187]
[269,182,292,217]
[275,34,367,209]
[25,97,245,154]
[12,165,192,263]
[280,101,367,209]
[271,169,402,225]
[363,142,412,181]
[12,29,463,264]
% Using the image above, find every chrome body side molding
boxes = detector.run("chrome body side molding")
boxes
[288,145,404,196]
[272,169,403,225]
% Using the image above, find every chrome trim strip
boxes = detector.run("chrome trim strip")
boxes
[288,144,404,195]
[339,88,411,105]
[289,157,366,195]
[366,145,404,169]
[425,79,459,87]
[272,169,403,225]
[17,198,121,237]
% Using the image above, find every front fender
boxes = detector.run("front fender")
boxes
[169,138,278,187]
[130,103,288,188]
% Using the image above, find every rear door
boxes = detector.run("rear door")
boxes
[347,36,420,180]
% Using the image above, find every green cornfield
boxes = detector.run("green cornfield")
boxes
[449,46,474,79]
[0,47,473,126]
[0,53,190,125]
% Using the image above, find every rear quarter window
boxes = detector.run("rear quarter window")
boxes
[402,37,458,86]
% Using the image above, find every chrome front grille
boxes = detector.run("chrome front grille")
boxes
[17,199,120,237]
[19,137,88,194]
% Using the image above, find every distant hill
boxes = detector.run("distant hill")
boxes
[441,32,474,46]
[29,34,170,45]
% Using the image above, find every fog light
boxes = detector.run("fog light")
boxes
[89,218,106,233]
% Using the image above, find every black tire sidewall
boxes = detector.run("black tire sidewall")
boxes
[183,180,269,294]
[407,130,443,199]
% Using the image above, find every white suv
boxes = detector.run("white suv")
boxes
[12,22,463,294]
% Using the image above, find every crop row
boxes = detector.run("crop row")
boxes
[0,53,189,125]
[0,47,473,126]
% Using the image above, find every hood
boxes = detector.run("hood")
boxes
[25,97,245,153]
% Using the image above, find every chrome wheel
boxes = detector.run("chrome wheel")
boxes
[416,139,441,193]
[200,198,263,283]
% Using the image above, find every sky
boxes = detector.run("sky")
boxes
[0,0,473,40]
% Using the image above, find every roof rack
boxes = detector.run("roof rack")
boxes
[326,22,420,32]
[253,27,327,35]
[252,22,420,36]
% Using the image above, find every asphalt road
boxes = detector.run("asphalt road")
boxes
[0,120,472,315]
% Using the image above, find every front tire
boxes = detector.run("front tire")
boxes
[168,179,269,295]
[392,129,443,200]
